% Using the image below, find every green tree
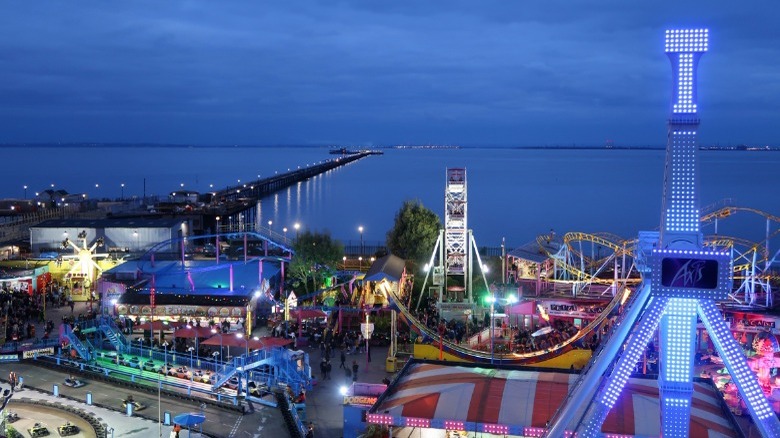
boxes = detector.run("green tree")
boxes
[386,200,441,265]
[289,230,344,294]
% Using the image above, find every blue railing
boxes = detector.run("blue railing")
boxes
[61,325,92,361]
[98,316,130,352]
[0,337,60,353]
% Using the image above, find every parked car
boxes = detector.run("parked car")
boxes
[168,366,191,379]
[192,370,212,383]
[63,376,85,388]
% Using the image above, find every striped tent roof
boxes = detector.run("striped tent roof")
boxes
[371,362,738,437]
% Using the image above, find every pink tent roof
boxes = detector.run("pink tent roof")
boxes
[174,326,217,339]
[290,309,327,320]
[136,320,189,331]
[201,333,251,347]
[371,362,738,437]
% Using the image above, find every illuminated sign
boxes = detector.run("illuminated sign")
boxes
[22,347,55,359]
[343,396,378,406]
[661,258,719,289]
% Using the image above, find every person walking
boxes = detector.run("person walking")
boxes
[352,360,359,382]
[319,359,327,381]
[339,348,346,369]
[326,360,332,380]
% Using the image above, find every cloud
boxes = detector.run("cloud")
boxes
[0,0,777,145]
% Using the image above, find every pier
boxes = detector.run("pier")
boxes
[213,151,372,203]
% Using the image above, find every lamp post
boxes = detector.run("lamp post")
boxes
[294,222,300,239]
[215,216,221,264]
[120,183,125,200]
[237,333,249,357]
[267,220,272,232]
[283,227,288,242]
[133,230,138,252]
[506,295,518,354]
[211,328,223,362]
[160,341,168,438]
[23,185,27,200]
[358,256,363,271]
[486,296,496,364]
[188,346,195,385]
[358,225,364,256]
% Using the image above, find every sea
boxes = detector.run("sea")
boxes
[3,145,780,250]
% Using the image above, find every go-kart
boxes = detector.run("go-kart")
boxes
[191,370,212,383]
[141,360,159,372]
[122,398,147,411]
[28,422,50,437]
[64,377,85,388]
[57,422,79,437]
[5,410,19,423]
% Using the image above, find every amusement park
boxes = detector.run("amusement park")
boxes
[0,29,780,438]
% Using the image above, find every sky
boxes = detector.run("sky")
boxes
[1,1,778,147]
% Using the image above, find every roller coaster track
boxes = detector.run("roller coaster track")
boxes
[536,232,640,286]
[386,277,626,364]
[701,206,780,225]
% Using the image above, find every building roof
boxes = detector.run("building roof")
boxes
[364,254,405,283]
[32,217,187,229]
[370,360,738,437]
[110,259,280,307]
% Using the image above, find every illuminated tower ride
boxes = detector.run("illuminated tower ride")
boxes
[545,29,780,438]
[418,168,489,319]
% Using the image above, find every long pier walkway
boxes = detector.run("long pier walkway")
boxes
[214,151,372,203]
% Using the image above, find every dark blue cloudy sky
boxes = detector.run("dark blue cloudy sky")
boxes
[1,1,777,146]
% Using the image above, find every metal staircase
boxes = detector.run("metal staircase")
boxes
[211,347,312,394]
[97,316,129,352]
[59,324,92,361]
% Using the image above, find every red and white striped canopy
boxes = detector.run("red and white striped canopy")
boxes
[374,362,738,437]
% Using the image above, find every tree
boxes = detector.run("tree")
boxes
[386,200,440,265]
[288,231,344,294]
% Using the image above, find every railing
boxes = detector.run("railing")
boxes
[39,354,240,405]
[98,316,130,352]
[60,324,92,361]
[0,337,60,353]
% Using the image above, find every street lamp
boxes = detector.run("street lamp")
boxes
[358,225,364,256]
[211,328,223,362]
[215,216,221,263]
[236,333,249,357]
[294,222,300,238]
[268,220,272,230]
[485,295,496,364]
[282,227,288,241]
[120,183,125,200]
[506,295,518,353]
[23,185,27,200]
[358,256,363,270]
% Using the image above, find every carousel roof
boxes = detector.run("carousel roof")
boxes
[370,360,738,437]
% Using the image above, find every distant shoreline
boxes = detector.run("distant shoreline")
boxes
[0,143,777,151]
